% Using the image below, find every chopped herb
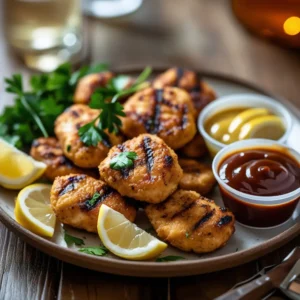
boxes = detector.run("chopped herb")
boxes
[84,191,102,209]
[64,232,85,246]
[156,256,185,262]
[110,151,137,170]
[79,246,108,256]
[1,63,108,150]
[66,144,71,152]
[185,232,190,238]
[79,67,152,146]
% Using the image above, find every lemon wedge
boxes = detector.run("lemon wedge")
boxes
[239,115,285,140]
[15,184,56,237]
[228,108,269,135]
[97,205,167,260]
[0,139,46,189]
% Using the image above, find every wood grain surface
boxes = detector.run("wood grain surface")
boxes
[0,0,299,299]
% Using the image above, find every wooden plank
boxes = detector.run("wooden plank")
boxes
[58,263,168,300]
[0,222,61,300]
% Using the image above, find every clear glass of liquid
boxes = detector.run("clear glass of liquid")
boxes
[4,0,82,72]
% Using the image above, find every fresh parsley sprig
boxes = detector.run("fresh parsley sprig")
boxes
[1,63,108,149]
[64,232,85,246]
[79,246,108,256]
[78,67,152,147]
[110,151,138,170]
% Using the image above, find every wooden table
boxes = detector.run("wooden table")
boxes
[0,0,299,299]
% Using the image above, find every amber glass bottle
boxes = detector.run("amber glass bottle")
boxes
[232,0,300,48]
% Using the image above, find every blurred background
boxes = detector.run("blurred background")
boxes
[1,0,300,103]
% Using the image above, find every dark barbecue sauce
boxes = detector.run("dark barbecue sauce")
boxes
[218,147,300,227]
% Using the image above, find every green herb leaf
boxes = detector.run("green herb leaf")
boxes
[110,151,137,170]
[79,246,108,256]
[185,232,190,238]
[66,144,71,152]
[78,121,104,147]
[64,232,85,246]
[85,192,101,208]
[79,67,151,146]
[156,256,185,262]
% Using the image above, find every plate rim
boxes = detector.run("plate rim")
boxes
[0,68,300,277]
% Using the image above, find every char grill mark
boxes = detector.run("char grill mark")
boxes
[180,104,188,130]
[117,144,130,178]
[70,110,80,118]
[164,155,173,168]
[145,89,164,133]
[217,215,233,227]
[142,136,155,177]
[79,185,113,211]
[58,175,86,196]
[175,68,184,87]
[171,201,196,220]
[58,156,74,168]
[193,209,215,230]
[32,140,41,147]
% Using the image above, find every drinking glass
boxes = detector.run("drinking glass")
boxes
[83,0,143,18]
[4,0,83,72]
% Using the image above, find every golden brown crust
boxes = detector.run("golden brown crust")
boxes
[99,134,183,203]
[152,67,217,117]
[121,87,196,149]
[54,104,123,168]
[50,174,137,233]
[74,72,114,104]
[145,190,235,253]
[178,158,216,195]
[178,133,207,158]
[30,137,98,181]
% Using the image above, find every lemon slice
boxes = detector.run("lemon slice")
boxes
[239,115,285,140]
[97,205,167,260]
[228,108,269,135]
[15,184,56,237]
[0,139,46,189]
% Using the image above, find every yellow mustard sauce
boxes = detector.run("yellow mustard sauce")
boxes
[204,107,286,144]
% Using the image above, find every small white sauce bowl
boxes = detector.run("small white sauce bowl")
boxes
[198,94,293,157]
[212,139,300,228]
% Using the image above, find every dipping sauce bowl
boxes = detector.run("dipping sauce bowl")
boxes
[198,94,293,157]
[212,139,300,228]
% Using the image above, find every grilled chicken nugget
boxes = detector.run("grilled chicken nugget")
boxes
[145,190,235,253]
[178,133,207,158]
[74,72,114,104]
[30,137,98,181]
[55,104,123,168]
[121,87,196,149]
[153,67,216,117]
[51,174,136,233]
[99,134,183,203]
[178,159,216,195]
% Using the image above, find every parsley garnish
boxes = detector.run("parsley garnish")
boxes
[84,191,102,210]
[66,144,71,152]
[110,151,137,170]
[79,246,108,256]
[156,256,185,262]
[79,67,152,146]
[64,232,85,246]
[1,63,108,149]
[185,232,190,238]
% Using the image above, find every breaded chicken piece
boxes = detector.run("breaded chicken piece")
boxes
[74,72,114,104]
[145,190,235,253]
[51,174,136,233]
[178,133,207,158]
[121,87,196,149]
[178,159,216,195]
[99,134,183,203]
[152,67,216,117]
[55,104,123,168]
[30,137,98,181]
